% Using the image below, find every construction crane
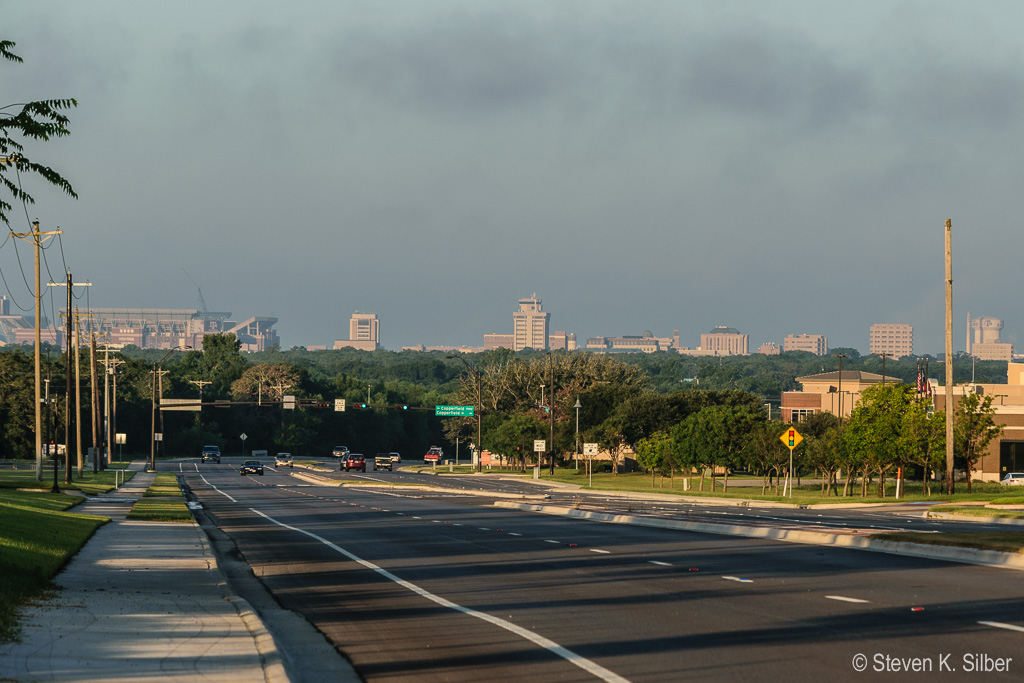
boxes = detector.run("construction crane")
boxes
[181,267,208,313]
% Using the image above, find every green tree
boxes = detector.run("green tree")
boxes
[901,397,944,495]
[954,392,1002,493]
[635,430,673,486]
[844,384,913,497]
[1,41,77,226]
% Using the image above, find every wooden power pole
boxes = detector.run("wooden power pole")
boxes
[945,219,955,494]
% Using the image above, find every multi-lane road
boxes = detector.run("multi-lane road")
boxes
[179,460,1024,682]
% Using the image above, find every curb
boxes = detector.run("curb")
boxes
[494,501,1024,572]
[191,513,291,682]
[291,470,549,500]
[926,511,1024,526]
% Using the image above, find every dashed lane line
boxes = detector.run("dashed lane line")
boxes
[252,508,629,683]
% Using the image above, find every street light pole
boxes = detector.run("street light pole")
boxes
[149,346,189,471]
[448,355,483,472]
[832,353,848,427]
[874,352,893,384]
[574,398,581,470]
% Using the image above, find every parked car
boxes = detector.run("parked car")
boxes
[1001,472,1024,485]
[332,445,350,459]
[240,460,264,476]
[275,453,293,468]
[201,445,221,463]
[424,446,443,462]
[342,454,366,472]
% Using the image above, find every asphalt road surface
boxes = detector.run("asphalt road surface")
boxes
[181,460,1024,682]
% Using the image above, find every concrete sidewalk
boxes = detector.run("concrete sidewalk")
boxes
[0,463,288,683]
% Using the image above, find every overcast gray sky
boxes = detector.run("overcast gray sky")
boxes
[3,1,1022,354]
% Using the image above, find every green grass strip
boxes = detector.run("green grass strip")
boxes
[0,490,107,642]
[875,531,1024,554]
[127,472,192,522]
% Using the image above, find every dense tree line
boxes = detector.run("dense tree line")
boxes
[0,341,1008,492]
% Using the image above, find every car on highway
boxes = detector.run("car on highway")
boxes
[373,453,393,471]
[332,445,350,459]
[240,460,264,476]
[201,445,221,463]
[424,446,443,462]
[389,452,401,464]
[275,453,293,468]
[1001,472,1024,485]
[342,453,366,472]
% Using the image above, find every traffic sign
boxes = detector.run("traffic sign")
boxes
[335,398,346,412]
[240,433,247,442]
[435,405,474,417]
[534,439,546,453]
[780,427,803,450]
[583,443,599,456]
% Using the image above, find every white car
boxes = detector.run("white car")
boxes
[275,453,293,468]
[1000,472,1024,485]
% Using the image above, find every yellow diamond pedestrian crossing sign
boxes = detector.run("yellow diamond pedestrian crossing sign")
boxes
[780,427,803,450]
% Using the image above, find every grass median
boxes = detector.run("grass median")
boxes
[126,472,192,522]
[0,489,108,642]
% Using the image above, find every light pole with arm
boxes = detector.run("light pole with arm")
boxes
[448,355,482,472]
[150,346,190,471]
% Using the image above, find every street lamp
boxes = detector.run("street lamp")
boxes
[447,355,483,472]
[874,352,893,384]
[832,353,849,427]
[150,346,190,471]
[574,398,582,469]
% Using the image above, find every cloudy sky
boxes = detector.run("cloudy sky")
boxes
[3,1,1022,353]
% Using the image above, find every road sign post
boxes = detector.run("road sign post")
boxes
[779,428,803,498]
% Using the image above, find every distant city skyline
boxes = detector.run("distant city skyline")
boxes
[4,3,1023,356]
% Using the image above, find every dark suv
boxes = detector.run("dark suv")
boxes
[201,445,221,463]
[342,453,366,472]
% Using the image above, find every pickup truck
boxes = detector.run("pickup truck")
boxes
[373,453,393,471]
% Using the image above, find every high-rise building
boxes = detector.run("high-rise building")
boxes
[784,334,828,356]
[335,311,379,351]
[699,326,749,356]
[513,293,549,351]
[869,323,913,358]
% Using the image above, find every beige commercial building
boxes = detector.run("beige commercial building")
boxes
[698,326,749,356]
[513,293,549,351]
[781,370,898,422]
[869,323,913,358]
[784,334,828,356]
[334,311,379,351]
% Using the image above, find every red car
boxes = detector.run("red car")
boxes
[424,446,443,462]
[342,454,366,472]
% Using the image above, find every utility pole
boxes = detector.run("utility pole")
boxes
[11,219,62,480]
[189,380,212,444]
[945,219,955,494]
[98,349,124,466]
[90,333,101,472]
[48,271,90,482]
[72,308,92,476]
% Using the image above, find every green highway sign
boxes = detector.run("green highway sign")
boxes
[435,405,474,417]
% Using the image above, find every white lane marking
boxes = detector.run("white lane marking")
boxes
[199,474,236,503]
[722,576,753,583]
[509,532,522,536]
[412,516,421,519]
[251,509,629,683]
[590,549,610,554]
[648,561,672,567]
[479,527,490,531]
[979,621,1024,633]
[452,523,463,527]
[825,595,870,604]
[545,540,560,544]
